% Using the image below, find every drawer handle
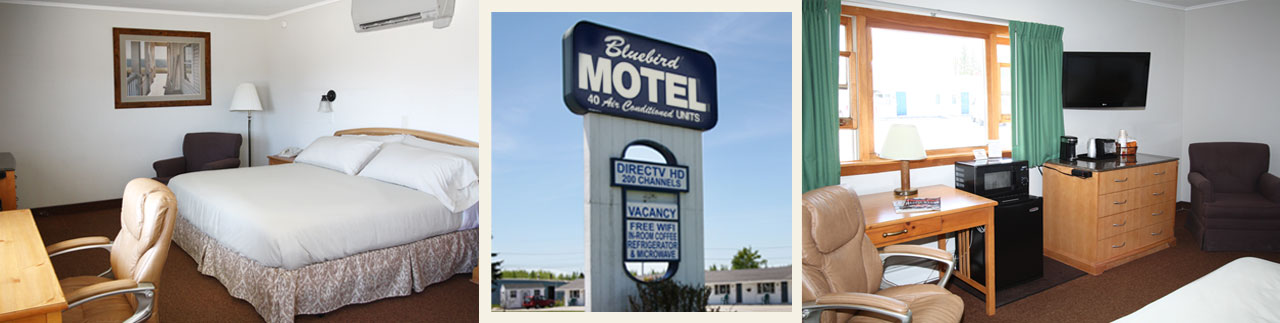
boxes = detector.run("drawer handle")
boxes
[1153,171,1166,176]
[1152,210,1164,216]
[1112,220,1127,227]
[1113,200,1128,205]
[1114,177,1129,183]
[1150,230,1164,236]
[1112,242,1127,248]
[882,229,909,238]
[1152,191,1165,196]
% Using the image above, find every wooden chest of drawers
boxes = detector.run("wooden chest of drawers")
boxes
[1042,155,1178,275]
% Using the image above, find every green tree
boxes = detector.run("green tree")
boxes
[491,252,503,280]
[731,247,767,270]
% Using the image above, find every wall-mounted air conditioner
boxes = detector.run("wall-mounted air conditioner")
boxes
[351,0,456,33]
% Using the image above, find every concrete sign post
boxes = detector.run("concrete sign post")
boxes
[564,21,716,311]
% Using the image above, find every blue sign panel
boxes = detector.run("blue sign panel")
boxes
[563,21,718,131]
[610,158,689,192]
[624,219,680,261]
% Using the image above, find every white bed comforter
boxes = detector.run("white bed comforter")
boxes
[168,163,467,269]
[1114,257,1280,322]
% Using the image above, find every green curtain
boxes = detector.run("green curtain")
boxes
[1009,21,1066,167]
[801,0,841,192]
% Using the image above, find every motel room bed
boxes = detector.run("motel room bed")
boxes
[1114,257,1280,322]
[168,128,479,323]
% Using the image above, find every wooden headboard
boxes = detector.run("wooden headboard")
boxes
[334,128,478,147]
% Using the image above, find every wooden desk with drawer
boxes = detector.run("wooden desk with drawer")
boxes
[1042,154,1179,275]
[0,209,66,323]
[859,185,999,315]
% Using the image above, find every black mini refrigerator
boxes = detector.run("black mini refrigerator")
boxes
[968,196,1044,290]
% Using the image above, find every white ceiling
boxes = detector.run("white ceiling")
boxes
[1130,0,1251,10]
[15,0,331,17]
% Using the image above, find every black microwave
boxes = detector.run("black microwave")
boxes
[955,159,1029,203]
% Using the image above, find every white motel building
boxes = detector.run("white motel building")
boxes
[496,266,792,309]
[706,266,792,306]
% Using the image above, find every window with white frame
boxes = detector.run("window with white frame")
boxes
[714,284,731,295]
[758,282,776,294]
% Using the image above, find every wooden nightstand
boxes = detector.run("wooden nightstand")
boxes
[1,153,15,211]
[267,155,295,165]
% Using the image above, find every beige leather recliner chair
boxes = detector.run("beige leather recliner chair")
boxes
[802,185,964,323]
[45,178,177,323]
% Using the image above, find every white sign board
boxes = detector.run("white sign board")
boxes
[625,201,679,220]
[624,219,680,261]
[611,159,689,192]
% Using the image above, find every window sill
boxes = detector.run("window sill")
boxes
[841,150,1012,176]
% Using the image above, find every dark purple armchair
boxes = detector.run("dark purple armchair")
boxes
[1186,142,1280,251]
[153,132,242,184]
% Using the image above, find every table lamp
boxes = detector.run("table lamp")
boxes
[229,83,263,166]
[880,124,927,196]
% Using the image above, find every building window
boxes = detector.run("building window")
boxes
[509,290,516,298]
[533,290,541,297]
[714,284,731,295]
[571,290,580,298]
[840,6,1012,175]
[758,282,776,294]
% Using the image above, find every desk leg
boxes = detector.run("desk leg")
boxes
[937,234,948,282]
[984,209,996,316]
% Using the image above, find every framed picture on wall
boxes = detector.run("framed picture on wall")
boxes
[112,28,211,109]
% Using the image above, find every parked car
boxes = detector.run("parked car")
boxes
[522,295,555,309]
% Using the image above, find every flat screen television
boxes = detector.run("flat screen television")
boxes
[1062,52,1150,108]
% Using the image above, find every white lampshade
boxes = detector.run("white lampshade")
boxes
[318,100,333,113]
[228,83,263,111]
[879,124,926,161]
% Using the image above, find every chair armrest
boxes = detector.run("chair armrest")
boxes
[805,293,911,323]
[1260,173,1280,203]
[881,244,956,287]
[65,280,156,323]
[201,157,241,171]
[153,157,186,178]
[66,279,137,305]
[1189,172,1214,203]
[46,236,112,257]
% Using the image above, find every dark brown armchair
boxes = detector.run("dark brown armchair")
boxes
[1187,142,1280,252]
[152,132,242,184]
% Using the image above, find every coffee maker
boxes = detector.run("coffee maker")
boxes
[1060,136,1078,161]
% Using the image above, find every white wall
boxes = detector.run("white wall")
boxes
[258,0,479,166]
[0,3,267,208]
[0,0,478,207]
[1181,0,1280,198]
[841,0,1186,200]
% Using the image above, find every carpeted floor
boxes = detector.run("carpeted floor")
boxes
[953,256,1086,308]
[34,208,479,323]
[948,209,1280,322]
[32,205,1280,322]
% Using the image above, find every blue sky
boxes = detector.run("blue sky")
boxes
[491,12,792,273]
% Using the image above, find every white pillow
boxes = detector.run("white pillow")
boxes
[358,143,478,212]
[341,134,407,144]
[402,135,480,175]
[294,136,383,175]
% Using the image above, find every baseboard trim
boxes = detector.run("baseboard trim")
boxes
[31,198,122,217]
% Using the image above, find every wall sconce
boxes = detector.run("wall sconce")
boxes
[318,90,336,113]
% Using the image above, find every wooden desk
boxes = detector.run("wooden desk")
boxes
[0,209,65,323]
[859,185,998,315]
